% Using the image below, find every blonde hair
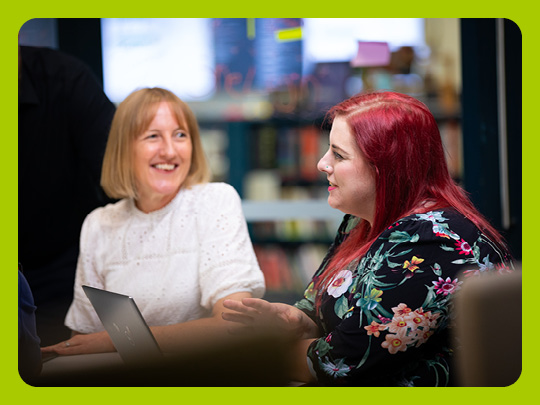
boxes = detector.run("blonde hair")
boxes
[101,87,211,199]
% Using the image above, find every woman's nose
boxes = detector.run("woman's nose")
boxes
[160,137,175,157]
[317,153,331,173]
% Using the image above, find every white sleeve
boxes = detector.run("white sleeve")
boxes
[197,184,265,310]
[64,210,106,333]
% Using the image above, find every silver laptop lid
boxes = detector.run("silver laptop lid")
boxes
[82,285,162,366]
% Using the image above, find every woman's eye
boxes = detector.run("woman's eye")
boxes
[333,151,344,160]
[175,131,188,138]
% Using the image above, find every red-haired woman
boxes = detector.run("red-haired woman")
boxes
[223,91,514,386]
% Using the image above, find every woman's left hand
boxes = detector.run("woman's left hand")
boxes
[222,298,319,340]
[41,331,116,356]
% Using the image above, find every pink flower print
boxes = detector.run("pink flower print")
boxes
[422,311,441,328]
[387,316,412,336]
[364,321,387,337]
[409,312,425,328]
[414,329,435,347]
[455,239,473,255]
[381,334,412,354]
[392,303,413,317]
[377,314,391,324]
[433,277,462,296]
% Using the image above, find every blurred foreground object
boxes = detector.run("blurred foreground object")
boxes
[454,268,521,386]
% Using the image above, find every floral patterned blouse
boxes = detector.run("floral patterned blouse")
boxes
[294,209,513,386]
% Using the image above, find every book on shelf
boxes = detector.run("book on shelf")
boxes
[276,126,299,181]
[251,125,278,170]
[299,125,320,181]
[254,243,328,293]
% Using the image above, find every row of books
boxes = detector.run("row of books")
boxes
[253,243,329,292]
[249,124,329,183]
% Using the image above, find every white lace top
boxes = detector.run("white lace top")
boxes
[65,182,265,333]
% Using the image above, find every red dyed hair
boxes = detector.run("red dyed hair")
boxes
[315,91,507,300]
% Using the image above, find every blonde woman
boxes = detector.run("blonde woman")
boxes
[43,88,264,357]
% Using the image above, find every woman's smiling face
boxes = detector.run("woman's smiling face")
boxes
[133,101,192,213]
[317,116,377,224]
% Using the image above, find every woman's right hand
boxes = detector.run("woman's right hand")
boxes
[222,298,319,340]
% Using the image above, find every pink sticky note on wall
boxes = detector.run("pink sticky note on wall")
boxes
[350,42,391,67]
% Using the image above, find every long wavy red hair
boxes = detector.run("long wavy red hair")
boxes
[315,91,507,302]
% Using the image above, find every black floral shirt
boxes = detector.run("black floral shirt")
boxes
[295,209,513,386]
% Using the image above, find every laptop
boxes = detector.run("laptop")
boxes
[82,285,163,367]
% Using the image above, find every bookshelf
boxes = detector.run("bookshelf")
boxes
[243,199,343,303]
[199,119,340,303]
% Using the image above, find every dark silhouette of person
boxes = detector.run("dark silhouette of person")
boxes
[19,45,116,345]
